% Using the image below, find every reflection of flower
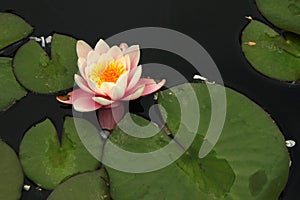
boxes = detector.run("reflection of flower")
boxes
[57,39,165,112]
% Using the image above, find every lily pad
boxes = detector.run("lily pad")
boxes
[13,33,78,94]
[0,12,33,50]
[47,170,110,200]
[19,117,100,190]
[242,20,300,81]
[0,141,24,200]
[0,57,26,111]
[256,0,300,34]
[104,114,235,199]
[158,83,289,199]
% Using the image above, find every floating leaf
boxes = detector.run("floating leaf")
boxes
[0,141,24,200]
[14,34,78,94]
[0,12,33,50]
[104,114,235,199]
[0,57,26,111]
[256,0,300,34]
[47,170,110,200]
[242,20,300,81]
[19,117,100,190]
[158,83,289,199]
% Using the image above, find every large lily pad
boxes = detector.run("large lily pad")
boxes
[0,57,26,111]
[256,0,300,34]
[47,170,110,200]
[0,12,33,50]
[19,117,100,190]
[0,141,24,200]
[13,33,78,94]
[242,20,300,81]
[104,114,235,199]
[158,83,289,199]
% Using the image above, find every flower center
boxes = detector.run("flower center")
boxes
[90,60,126,88]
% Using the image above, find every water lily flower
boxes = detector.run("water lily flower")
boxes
[57,39,166,112]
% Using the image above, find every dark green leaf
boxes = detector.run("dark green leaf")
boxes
[0,141,24,200]
[242,20,300,81]
[19,117,100,190]
[0,12,33,50]
[256,0,300,34]
[0,57,26,111]
[14,34,78,94]
[158,83,289,199]
[47,170,110,200]
[104,114,235,199]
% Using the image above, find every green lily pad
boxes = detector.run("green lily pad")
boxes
[47,170,110,200]
[104,114,235,199]
[0,57,26,111]
[256,0,300,34]
[13,33,78,94]
[242,20,300,81]
[0,12,33,50]
[158,83,289,199]
[19,117,100,190]
[0,141,24,200]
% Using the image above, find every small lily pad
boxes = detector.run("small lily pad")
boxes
[0,141,24,200]
[158,83,289,199]
[0,12,33,50]
[242,20,300,81]
[104,114,235,199]
[0,57,26,111]
[47,170,110,200]
[14,33,78,94]
[19,117,100,190]
[256,0,300,34]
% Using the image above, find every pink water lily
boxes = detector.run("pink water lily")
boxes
[57,39,165,112]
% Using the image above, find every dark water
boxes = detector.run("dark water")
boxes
[0,0,299,199]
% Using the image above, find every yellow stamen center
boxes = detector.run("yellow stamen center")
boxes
[89,60,126,88]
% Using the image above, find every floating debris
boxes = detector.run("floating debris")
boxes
[245,16,253,20]
[286,140,296,148]
[23,185,31,191]
[245,41,256,46]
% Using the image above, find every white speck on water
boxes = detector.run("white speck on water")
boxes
[193,74,207,81]
[23,185,31,191]
[286,140,296,148]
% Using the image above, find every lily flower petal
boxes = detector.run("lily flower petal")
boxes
[124,45,140,69]
[73,97,102,112]
[142,79,166,96]
[74,74,93,94]
[107,45,123,60]
[127,65,142,90]
[111,72,128,100]
[87,51,100,67]
[77,40,93,58]
[95,39,110,55]
[122,85,145,101]
[119,43,128,52]
[92,96,114,106]
[78,57,87,79]
[56,89,93,104]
